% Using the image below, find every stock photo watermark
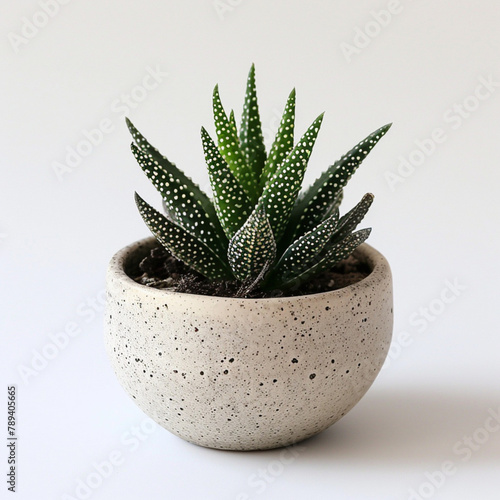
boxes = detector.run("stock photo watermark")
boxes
[17,289,106,384]
[61,417,158,500]
[340,0,403,63]
[51,65,168,182]
[262,108,282,148]
[383,278,467,369]
[213,0,245,21]
[407,405,500,499]
[6,386,17,493]
[385,74,499,191]
[235,443,306,499]
[7,0,73,53]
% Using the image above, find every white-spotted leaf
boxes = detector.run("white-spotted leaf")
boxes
[131,144,227,253]
[260,88,296,188]
[331,193,374,243]
[227,207,276,281]
[201,127,253,239]
[127,118,226,237]
[259,113,324,242]
[289,124,391,240]
[269,211,340,283]
[229,109,238,137]
[240,64,267,181]
[271,228,372,291]
[213,85,259,203]
[135,193,232,280]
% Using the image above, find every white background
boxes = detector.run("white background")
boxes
[1,1,500,499]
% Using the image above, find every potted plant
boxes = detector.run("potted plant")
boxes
[105,65,393,451]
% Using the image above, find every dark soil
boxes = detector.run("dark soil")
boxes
[130,245,371,298]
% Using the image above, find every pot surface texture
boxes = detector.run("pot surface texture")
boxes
[105,237,393,450]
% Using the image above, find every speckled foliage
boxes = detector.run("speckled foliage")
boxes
[130,65,391,291]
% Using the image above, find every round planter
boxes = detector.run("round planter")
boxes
[105,237,393,451]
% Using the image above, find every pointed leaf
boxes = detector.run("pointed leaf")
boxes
[135,193,232,280]
[321,188,344,221]
[127,118,215,215]
[259,113,324,242]
[281,188,342,251]
[131,144,227,253]
[240,64,267,180]
[126,118,226,241]
[332,193,374,243]
[227,207,276,281]
[229,109,238,137]
[269,211,340,283]
[268,228,371,291]
[201,127,253,239]
[288,123,391,239]
[260,88,296,188]
[213,85,258,203]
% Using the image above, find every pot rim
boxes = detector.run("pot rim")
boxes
[108,236,391,304]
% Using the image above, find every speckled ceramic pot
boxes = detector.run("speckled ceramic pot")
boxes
[105,237,393,451]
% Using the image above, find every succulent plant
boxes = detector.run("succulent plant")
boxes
[130,65,391,292]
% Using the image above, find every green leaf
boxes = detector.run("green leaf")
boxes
[229,109,238,137]
[270,228,372,291]
[280,189,343,253]
[200,127,253,239]
[260,88,296,189]
[126,118,226,241]
[213,85,259,203]
[271,194,373,288]
[321,188,344,220]
[288,123,391,240]
[240,64,267,182]
[131,144,227,254]
[331,193,374,243]
[227,207,276,281]
[135,193,232,280]
[267,211,340,286]
[259,113,324,242]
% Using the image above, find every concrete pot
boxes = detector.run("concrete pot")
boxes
[105,237,393,451]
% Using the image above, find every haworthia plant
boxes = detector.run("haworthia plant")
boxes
[132,64,391,292]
